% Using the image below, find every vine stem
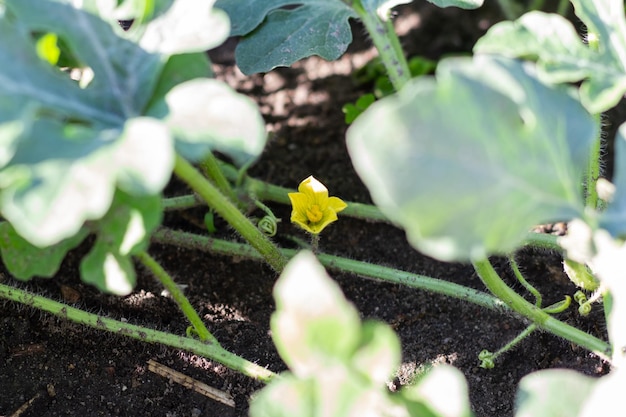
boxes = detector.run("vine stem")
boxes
[135,250,219,345]
[351,0,411,92]
[152,228,509,312]
[0,282,276,383]
[472,258,611,361]
[173,154,287,272]
[586,113,602,209]
[152,229,611,357]
[199,152,241,209]
[509,257,542,307]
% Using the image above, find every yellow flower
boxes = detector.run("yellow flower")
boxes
[288,176,347,235]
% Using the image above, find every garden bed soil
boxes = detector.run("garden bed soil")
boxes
[0,3,622,417]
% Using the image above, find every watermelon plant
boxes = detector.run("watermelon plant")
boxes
[0,0,625,416]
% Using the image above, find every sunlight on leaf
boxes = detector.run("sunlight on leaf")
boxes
[140,0,230,55]
[155,79,266,165]
[475,0,626,113]
[79,191,162,295]
[402,365,472,417]
[515,369,596,417]
[347,55,596,261]
[271,251,361,376]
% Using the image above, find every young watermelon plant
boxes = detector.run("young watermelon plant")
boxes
[0,0,624,415]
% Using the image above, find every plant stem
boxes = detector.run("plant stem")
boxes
[485,324,537,368]
[509,257,542,307]
[521,231,561,252]
[163,194,203,211]
[135,250,219,345]
[472,258,611,361]
[351,0,411,92]
[173,154,287,273]
[168,160,388,222]
[0,282,276,383]
[162,186,563,252]
[152,228,506,312]
[199,152,242,209]
[586,114,602,209]
[152,228,610,358]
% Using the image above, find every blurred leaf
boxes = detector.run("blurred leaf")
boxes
[365,0,482,13]
[515,369,596,417]
[271,251,361,376]
[0,118,172,247]
[347,55,596,261]
[253,252,472,416]
[148,52,213,107]
[249,375,315,417]
[80,191,162,295]
[342,93,376,124]
[475,2,626,113]
[0,222,88,280]
[149,79,266,165]
[5,0,162,121]
[352,321,401,385]
[140,0,230,55]
[424,0,482,8]
[0,0,256,245]
[401,365,472,417]
[0,96,33,169]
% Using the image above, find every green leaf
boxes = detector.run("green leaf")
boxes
[426,0,482,8]
[249,374,315,417]
[347,55,596,261]
[342,93,376,124]
[5,0,163,121]
[0,0,262,248]
[0,222,88,280]
[401,365,472,417]
[271,251,362,376]
[0,118,172,247]
[251,370,394,417]
[139,0,230,55]
[352,321,401,385]
[80,191,162,295]
[215,0,356,74]
[362,1,482,20]
[474,2,626,113]
[0,96,33,169]
[150,79,266,165]
[215,0,482,75]
[601,123,626,237]
[147,53,214,108]
[515,369,596,417]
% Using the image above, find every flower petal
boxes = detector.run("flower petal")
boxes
[327,196,348,213]
[299,176,329,205]
[310,210,339,234]
[288,192,310,224]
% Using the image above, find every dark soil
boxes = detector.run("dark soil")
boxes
[1,3,621,417]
